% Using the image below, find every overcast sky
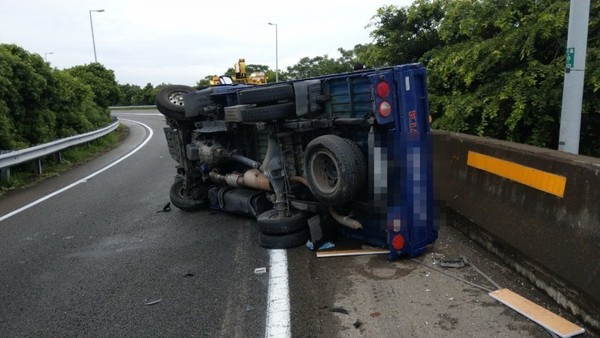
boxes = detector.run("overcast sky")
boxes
[0,0,413,87]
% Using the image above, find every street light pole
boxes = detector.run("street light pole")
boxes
[268,22,278,82]
[558,0,590,154]
[89,9,105,63]
[44,52,54,62]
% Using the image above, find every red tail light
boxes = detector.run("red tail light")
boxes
[392,234,405,250]
[376,81,390,98]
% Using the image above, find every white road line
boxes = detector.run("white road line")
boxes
[0,119,153,223]
[265,249,291,338]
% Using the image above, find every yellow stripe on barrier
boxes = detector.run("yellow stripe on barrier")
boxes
[467,151,566,198]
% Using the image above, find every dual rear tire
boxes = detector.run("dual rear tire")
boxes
[304,135,366,206]
[256,209,310,249]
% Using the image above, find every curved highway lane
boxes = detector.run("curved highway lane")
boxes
[0,111,269,337]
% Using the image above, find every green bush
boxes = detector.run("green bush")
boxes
[0,44,116,150]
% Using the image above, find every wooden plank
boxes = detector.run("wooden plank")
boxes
[489,288,584,337]
[316,248,389,258]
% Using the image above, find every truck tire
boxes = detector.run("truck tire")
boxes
[169,179,209,211]
[156,85,196,121]
[237,84,294,105]
[304,135,366,206]
[240,102,295,122]
[343,138,367,185]
[257,209,308,235]
[258,228,310,249]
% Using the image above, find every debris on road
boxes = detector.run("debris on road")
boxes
[254,267,266,275]
[316,247,389,258]
[329,307,350,315]
[434,255,466,268]
[314,238,389,258]
[305,240,335,251]
[489,288,585,338]
[145,299,162,306]
[156,202,171,213]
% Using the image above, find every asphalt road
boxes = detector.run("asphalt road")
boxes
[0,110,595,337]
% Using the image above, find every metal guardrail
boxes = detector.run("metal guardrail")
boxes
[0,119,120,179]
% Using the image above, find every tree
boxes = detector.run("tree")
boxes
[358,1,444,67]
[0,44,57,148]
[66,63,121,109]
[285,48,358,80]
[0,44,114,149]
[132,83,156,105]
[366,0,600,157]
[197,76,213,88]
[50,71,100,137]
[117,83,142,106]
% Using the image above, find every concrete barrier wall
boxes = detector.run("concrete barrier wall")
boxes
[432,130,600,330]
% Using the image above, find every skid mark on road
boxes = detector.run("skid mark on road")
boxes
[0,119,153,223]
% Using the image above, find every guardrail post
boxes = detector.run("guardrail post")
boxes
[55,151,63,164]
[0,167,9,182]
[33,158,43,176]
[0,150,11,182]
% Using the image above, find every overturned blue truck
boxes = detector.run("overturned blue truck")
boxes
[156,63,438,258]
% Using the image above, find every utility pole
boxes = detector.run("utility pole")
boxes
[89,9,105,63]
[268,22,279,82]
[558,0,590,154]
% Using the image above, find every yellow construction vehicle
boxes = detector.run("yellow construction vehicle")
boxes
[210,58,267,86]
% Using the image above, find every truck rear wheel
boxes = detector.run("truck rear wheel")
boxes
[257,209,308,235]
[304,135,366,206]
[169,179,209,211]
[156,85,196,121]
[258,228,310,249]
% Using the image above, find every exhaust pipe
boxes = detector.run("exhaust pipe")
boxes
[209,169,271,191]
[329,207,363,230]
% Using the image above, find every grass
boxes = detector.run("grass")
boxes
[0,124,129,197]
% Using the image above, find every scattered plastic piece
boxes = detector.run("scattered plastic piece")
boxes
[254,267,267,275]
[434,256,466,268]
[157,202,171,213]
[145,299,162,306]
[306,240,335,251]
[245,305,256,312]
[329,307,350,315]
[353,320,362,329]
